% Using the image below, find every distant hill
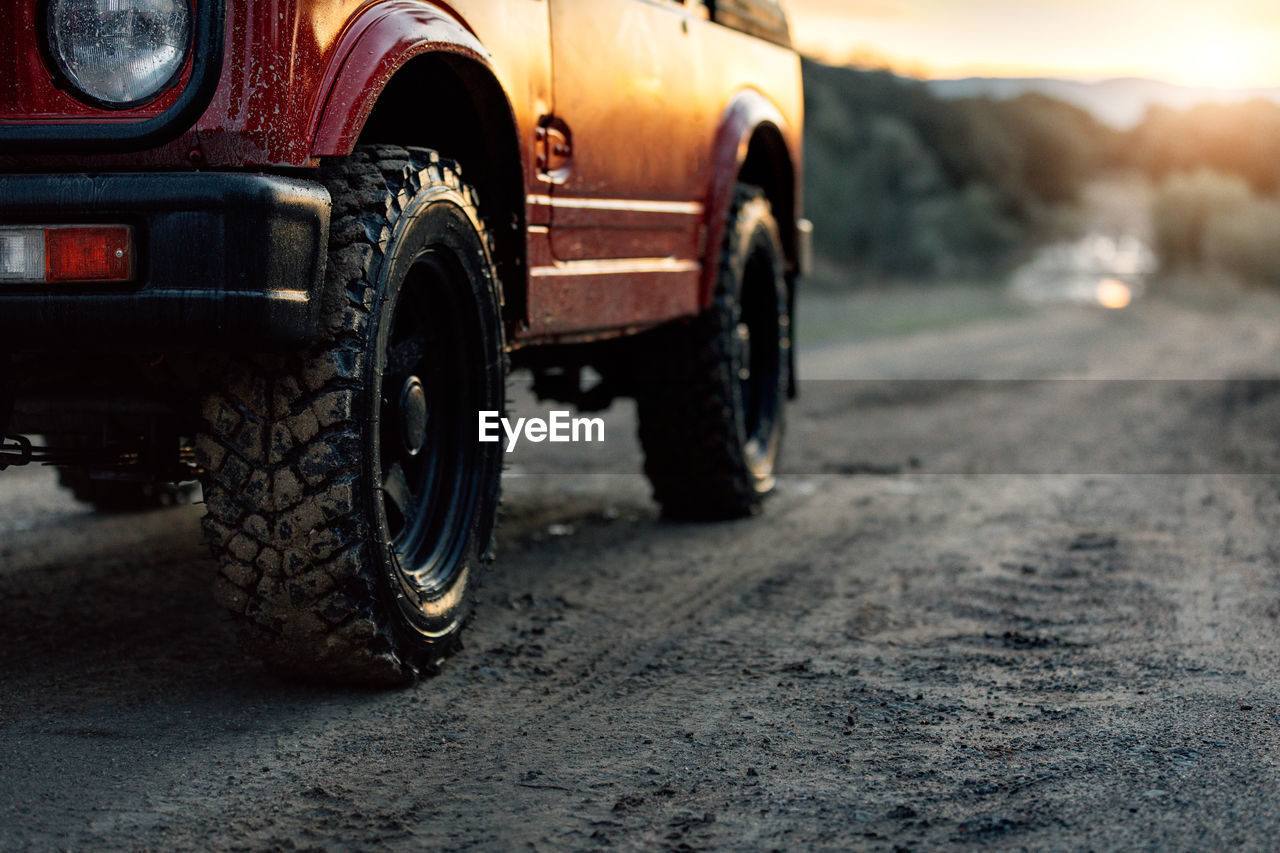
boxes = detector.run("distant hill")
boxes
[926,77,1280,129]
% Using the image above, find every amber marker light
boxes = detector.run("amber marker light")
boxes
[0,226,133,283]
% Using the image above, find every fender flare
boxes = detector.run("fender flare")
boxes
[309,1,498,156]
[701,88,798,307]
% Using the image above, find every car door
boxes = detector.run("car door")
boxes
[526,0,710,335]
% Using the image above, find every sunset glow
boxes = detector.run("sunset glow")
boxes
[785,0,1280,88]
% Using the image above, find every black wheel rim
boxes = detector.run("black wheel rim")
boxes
[377,248,485,603]
[735,242,784,469]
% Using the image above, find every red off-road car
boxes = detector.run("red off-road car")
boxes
[0,0,807,684]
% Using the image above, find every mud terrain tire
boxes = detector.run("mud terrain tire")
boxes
[197,146,505,686]
[636,185,790,520]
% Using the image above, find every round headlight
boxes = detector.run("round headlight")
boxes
[45,0,193,108]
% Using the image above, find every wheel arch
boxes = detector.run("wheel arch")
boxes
[703,89,801,308]
[310,3,528,329]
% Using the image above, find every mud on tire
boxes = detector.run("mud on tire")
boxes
[636,185,790,520]
[197,146,505,686]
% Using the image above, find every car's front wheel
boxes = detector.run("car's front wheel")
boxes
[197,146,505,685]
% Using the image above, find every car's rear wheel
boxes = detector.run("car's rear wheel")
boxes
[197,146,505,685]
[636,185,790,519]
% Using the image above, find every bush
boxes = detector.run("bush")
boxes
[1152,170,1253,270]
[1151,169,1280,284]
[1206,198,1280,285]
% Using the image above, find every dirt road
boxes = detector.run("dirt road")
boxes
[3,291,1280,850]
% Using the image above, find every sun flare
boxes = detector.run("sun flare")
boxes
[1096,279,1133,311]
[1186,41,1253,89]
[785,0,1280,89]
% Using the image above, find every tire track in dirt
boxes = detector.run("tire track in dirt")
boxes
[6,293,1280,849]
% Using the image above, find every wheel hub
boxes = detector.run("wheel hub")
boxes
[399,376,428,456]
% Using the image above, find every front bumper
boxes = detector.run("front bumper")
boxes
[0,172,330,350]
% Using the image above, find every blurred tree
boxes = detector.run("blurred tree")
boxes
[802,60,1115,283]
[1127,101,1280,194]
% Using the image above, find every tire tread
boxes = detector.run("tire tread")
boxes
[637,185,784,520]
[197,146,496,685]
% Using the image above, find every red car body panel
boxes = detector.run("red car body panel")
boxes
[0,0,802,342]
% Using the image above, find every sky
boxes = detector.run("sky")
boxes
[784,0,1280,88]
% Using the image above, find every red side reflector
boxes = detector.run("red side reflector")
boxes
[45,226,132,282]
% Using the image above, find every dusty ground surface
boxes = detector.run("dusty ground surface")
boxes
[4,290,1280,851]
